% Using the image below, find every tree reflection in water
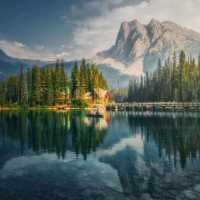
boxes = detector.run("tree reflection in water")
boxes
[1,112,200,199]
[128,114,200,169]
[0,111,108,160]
[1,112,200,168]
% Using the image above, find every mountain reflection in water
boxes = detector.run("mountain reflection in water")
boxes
[0,111,200,200]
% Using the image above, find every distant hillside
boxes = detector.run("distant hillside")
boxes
[0,50,131,88]
[60,61,131,88]
[2,18,200,87]
[0,49,48,79]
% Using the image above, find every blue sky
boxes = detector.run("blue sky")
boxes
[0,0,200,61]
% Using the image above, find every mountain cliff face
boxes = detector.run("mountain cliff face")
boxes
[96,19,200,75]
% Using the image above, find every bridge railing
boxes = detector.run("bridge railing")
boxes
[106,102,200,111]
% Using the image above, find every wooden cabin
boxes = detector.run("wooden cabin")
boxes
[82,88,111,104]
[94,88,112,104]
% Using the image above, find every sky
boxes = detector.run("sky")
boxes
[0,0,200,61]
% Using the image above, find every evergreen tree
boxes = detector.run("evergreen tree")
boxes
[27,68,33,105]
[18,65,28,105]
[0,81,6,106]
[128,51,200,103]
[178,51,185,101]
[60,60,68,104]
[0,59,108,106]
[6,76,18,104]
[79,59,87,98]
[44,66,54,105]
[31,66,41,105]
[71,62,80,99]
[54,60,62,104]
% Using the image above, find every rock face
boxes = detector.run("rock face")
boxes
[96,19,200,75]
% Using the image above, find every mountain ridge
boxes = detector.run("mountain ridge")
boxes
[1,18,200,87]
[0,49,51,80]
[0,49,130,88]
[96,18,200,75]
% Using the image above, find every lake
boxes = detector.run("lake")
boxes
[0,111,200,200]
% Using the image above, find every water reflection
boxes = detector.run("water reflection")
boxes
[127,114,200,169]
[1,112,200,168]
[0,111,108,160]
[1,112,200,199]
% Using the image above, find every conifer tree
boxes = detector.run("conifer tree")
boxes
[79,59,87,98]
[44,66,54,105]
[71,62,80,99]
[128,51,200,103]
[54,60,62,104]
[27,68,33,105]
[18,65,28,105]
[32,66,41,105]
[0,81,6,106]
[0,59,108,106]
[6,76,18,104]
[60,60,68,103]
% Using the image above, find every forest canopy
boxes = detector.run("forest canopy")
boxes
[128,51,200,102]
[0,59,108,107]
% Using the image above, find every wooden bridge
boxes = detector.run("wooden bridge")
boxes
[106,102,200,112]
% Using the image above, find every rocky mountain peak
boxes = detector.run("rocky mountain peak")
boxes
[147,19,163,42]
[149,18,161,26]
[116,21,132,44]
[116,19,145,45]
[96,18,200,76]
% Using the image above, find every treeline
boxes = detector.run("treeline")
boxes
[0,59,108,106]
[128,51,200,102]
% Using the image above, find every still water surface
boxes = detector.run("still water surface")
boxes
[0,111,200,200]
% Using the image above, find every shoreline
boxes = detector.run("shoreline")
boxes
[0,105,106,112]
[107,102,200,112]
[2,102,200,112]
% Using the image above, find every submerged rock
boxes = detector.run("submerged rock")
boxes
[0,152,126,200]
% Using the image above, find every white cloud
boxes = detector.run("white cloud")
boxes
[35,45,45,51]
[96,134,144,157]
[1,0,200,61]
[70,0,200,59]
[56,52,69,59]
[0,40,71,61]
[134,0,200,31]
